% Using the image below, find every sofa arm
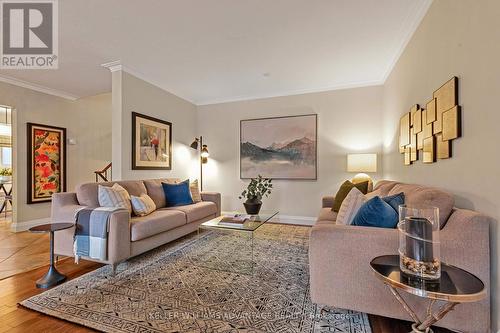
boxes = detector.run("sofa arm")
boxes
[309,223,398,305]
[201,192,221,216]
[51,192,86,223]
[322,196,335,208]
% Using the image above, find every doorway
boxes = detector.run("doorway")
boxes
[0,106,12,224]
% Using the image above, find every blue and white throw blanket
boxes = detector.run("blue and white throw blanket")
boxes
[73,207,126,263]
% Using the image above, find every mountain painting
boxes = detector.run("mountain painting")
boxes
[240,114,317,179]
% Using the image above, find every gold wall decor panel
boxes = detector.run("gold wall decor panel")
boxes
[417,131,424,150]
[422,111,433,139]
[436,133,451,159]
[426,98,437,123]
[410,104,419,126]
[423,136,435,163]
[400,112,410,147]
[414,108,422,133]
[442,105,461,141]
[399,76,461,166]
[410,129,418,162]
[433,77,458,134]
[404,146,411,165]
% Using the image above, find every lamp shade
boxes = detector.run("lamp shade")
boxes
[190,138,199,150]
[347,154,377,173]
[200,145,209,158]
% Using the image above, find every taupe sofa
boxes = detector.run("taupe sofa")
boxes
[51,178,221,271]
[310,180,491,333]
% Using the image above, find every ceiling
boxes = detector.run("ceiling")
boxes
[0,0,432,105]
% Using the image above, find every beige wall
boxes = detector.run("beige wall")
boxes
[198,86,384,219]
[1,81,112,230]
[382,0,500,329]
[111,71,198,181]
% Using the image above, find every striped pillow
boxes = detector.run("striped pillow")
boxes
[131,194,156,216]
[190,179,202,203]
[98,183,132,213]
[336,187,367,225]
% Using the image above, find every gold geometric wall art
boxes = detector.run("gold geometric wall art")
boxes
[399,76,461,165]
[436,133,451,159]
[423,136,435,163]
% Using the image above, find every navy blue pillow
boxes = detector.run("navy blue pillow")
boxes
[162,180,194,207]
[352,196,399,228]
[382,192,405,213]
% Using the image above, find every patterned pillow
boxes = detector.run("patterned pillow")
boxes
[98,183,132,213]
[131,194,157,216]
[336,187,367,225]
[190,179,202,203]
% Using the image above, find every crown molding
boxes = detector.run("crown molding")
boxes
[197,78,384,106]
[379,0,433,83]
[0,74,79,100]
[101,60,196,105]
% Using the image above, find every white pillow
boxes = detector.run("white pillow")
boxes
[98,183,132,213]
[336,187,367,225]
[131,193,157,216]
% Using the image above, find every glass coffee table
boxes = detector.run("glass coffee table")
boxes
[193,211,278,275]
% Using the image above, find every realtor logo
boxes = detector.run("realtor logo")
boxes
[0,0,58,69]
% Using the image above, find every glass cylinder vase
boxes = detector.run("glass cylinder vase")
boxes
[398,205,440,280]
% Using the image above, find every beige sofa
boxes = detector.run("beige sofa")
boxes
[51,178,221,271]
[310,180,491,333]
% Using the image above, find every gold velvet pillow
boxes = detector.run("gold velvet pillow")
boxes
[190,179,202,203]
[332,180,369,212]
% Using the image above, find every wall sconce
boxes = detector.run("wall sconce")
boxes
[190,137,210,191]
[347,153,377,191]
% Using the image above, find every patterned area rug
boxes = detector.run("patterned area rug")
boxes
[21,224,372,333]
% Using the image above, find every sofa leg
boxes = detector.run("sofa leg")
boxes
[111,263,118,276]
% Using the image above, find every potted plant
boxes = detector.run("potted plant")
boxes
[0,168,12,182]
[239,175,273,215]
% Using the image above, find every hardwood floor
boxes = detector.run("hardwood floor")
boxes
[0,258,453,333]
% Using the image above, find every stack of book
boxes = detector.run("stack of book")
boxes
[218,214,250,227]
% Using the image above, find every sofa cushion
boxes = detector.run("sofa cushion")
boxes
[388,183,454,228]
[130,210,186,241]
[366,180,401,199]
[77,180,147,207]
[336,188,366,225]
[131,193,156,217]
[162,180,194,207]
[332,180,369,212]
[143,178,179,209]
[317,208,338,222]
[98,183,132,213]
[352,196,399,228]
[164,201,217,223]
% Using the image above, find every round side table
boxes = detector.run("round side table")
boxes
[29,223,74,288]
[370,255,486,333]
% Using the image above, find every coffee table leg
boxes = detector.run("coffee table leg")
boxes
[36,231,66,288]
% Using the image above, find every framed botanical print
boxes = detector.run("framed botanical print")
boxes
[240,114,317,179]
[132,112,172,170]
[27,123,67,204]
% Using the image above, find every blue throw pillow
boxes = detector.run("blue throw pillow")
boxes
[382,192,405,213]
[162,180,194,207]
[352,196,399,228]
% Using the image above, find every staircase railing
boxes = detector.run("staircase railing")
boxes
[94,163,112,182]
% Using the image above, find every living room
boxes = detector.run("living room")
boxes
[0,0,498,332]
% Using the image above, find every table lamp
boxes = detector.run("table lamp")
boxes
[347,153,377,192]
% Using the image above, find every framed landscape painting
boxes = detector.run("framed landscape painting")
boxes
[240,114,317,179]
[132,112,172,170]
[27,123,66,204]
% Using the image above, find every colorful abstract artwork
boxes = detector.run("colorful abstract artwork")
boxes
[240,114,317,179]
[27,123,66,204]
[132,112,172,170]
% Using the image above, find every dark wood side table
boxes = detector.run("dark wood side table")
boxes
[29,223,74,288]
[370,255,486,333]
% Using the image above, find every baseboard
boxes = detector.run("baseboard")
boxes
[270,215,315,226]
[10,217,50,232]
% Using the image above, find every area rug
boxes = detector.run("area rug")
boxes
[21,224,372,333]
